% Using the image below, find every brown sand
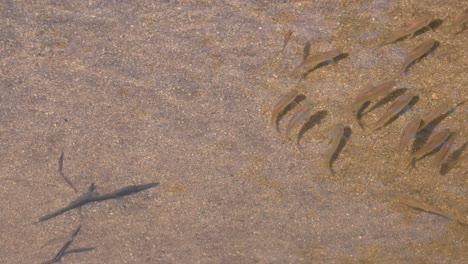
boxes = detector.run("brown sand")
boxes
[0,0,467,263]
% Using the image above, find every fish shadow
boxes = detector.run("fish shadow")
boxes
[376,95,419,130]
[409,19,444,38]
[440,141,467,175]
[303,53,349,78]
[329,126,352,174]
[297,110,328,146]
[402,41,439,74]
[276,94,306,132]
[429,19,444,31]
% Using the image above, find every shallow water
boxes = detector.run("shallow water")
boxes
[0,0,466,263]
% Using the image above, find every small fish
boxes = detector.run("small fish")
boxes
[432,131,458,169]
[418,102,453,131]
[398,116,422,154]
[372,93,414,130]
[324,124,345,174]
[397,195,468,225]
[405,129,451,168]
[293,49,343,76]
[352,81,396,126]
[445,152,467,171]
[281,30,293,53]
[379,15,434,46]
[285,102,315,138]
[450,8,468,33]
[401,39,436,73]
[270,89,300,132]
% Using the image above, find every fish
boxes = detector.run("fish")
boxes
[401,39,437,73]
[285,102,315,138]
[397,195,468,225]
[293,49,343,76]
[281,30,293,53]
[398,116,422,154]
[405,128,451,168]
[324,124,346,174]
[445,152,467,171]
[432,131,458,169]
[379,15,434,46]
[450,8,468,33]
[418,102,453,131]
[372,93,414,130]
[352,81,396,126]
[270,89,300,132]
